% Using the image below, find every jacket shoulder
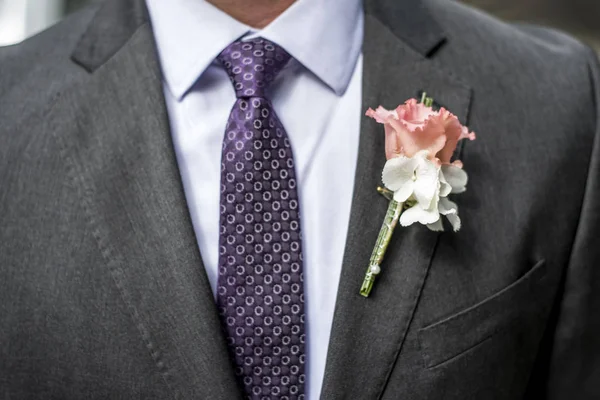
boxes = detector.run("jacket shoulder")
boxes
[0,5,99,105]
[427,0,594,80]
[0,6,100,181]
[426,0,597,136]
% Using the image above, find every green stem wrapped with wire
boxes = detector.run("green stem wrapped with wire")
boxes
[359,194,404,297]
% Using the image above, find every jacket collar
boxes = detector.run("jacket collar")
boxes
[71,0,448,76]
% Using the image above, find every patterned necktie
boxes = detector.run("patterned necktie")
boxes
[216,38,306,400]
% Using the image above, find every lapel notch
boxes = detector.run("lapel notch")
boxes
[320,2,472,398]
[365,0,447,58]
[71,0,149,72]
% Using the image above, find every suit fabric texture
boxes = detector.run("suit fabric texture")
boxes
[1,0,600,399]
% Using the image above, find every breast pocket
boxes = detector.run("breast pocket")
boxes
[418,259,554,369]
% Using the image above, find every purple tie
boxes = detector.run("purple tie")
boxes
[216,38,306,400]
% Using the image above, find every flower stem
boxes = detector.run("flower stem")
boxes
[376,186,394,201]
[359,199,404,297]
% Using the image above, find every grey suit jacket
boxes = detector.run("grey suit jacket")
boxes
[1,0,599,398]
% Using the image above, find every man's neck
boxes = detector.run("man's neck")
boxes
[207,0,296,29]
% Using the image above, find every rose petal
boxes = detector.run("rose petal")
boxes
[383,121,404,160]
[386,118,422,158]
[388,104,448,160]
[411,118,448,161]
[431,108,464,164]
[366,106,398,123]
[368,100,475,166]
[366,106,411,160]
[461,126,476,141]
[396,99,437,125]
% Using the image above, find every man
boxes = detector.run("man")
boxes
[0,0,599,398]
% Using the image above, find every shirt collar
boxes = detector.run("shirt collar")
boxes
[145,0,363,100]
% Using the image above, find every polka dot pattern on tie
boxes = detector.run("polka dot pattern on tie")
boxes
[216,37,306,400]
[218,38,291,99]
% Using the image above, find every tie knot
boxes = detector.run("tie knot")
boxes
[218,38,291,99]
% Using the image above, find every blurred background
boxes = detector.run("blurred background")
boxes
[0,0,599,50]
[0,0,87,46]
[461,0,600,50]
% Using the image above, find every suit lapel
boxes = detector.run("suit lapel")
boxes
[54,1,241,398]
[320,3,472,398]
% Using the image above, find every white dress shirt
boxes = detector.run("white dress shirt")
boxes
[145,1,363,398]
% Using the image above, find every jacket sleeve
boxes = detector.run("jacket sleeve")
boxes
[526,46,600,399]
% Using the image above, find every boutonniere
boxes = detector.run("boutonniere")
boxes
[360,94,476,297]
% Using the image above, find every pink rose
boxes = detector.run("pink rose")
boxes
[366,99,475,165]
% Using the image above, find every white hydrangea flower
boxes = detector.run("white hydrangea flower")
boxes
[382,151,467,232]
[442,164,468,194]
